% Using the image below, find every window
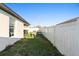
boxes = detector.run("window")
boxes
[9,17,15,37]
[24,30,28,37]
[24,23,27,27]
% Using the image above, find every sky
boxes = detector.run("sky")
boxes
[6,3,79,26]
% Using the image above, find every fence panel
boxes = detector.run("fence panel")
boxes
[41,27,55,45]
[41,20,79,55]
[0,37,21,51]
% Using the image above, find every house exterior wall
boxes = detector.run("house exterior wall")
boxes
[0,13,9,37]
[0,8,29,51]
[24,27,39,32]
[14,19,24,38]
[0,9,26,38]
[41,19,79,56]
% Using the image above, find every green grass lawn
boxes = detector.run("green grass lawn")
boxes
[0,34,63,56]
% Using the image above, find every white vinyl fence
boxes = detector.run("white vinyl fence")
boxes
[0,37,21,51]
[41,19,79,56]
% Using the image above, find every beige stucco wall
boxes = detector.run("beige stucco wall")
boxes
[14,19,24,38]
[0,9,27,38]
[0,13,9,37]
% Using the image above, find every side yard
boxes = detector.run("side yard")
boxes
[0,33,63,56]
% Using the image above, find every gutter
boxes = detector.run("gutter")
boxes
[0,3,30,26]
